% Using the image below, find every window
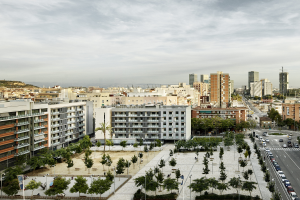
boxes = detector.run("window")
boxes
[102,100,104,103]
[287,107,290,115]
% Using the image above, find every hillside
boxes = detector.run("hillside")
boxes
[0,80,38,88]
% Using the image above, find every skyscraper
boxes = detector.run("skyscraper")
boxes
[279,68,289,95]
[200,74,209,83]
[189,73,198,87]
[210,71,230,108]
[248,71,259,89]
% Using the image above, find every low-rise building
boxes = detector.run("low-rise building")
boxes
[282,103,300,121]
[259,116,272,128]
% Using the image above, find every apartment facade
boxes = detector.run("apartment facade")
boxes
[261,79,273,96]
[250,81,262,97]
[109,104,191,141]
[192,107,248,123]
[210,71,230,108]
[282,103,300,121]
[279,72,289,95]
[248,71,259,89]
[193,82,209,96]
[200,74,209,83]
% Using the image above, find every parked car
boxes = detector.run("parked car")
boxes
[290,133,293,136]
[283,144,287,148]
[285,181,292,188]
[291,192,298,200]
[266,139,270,142]
[275,165,281,171]
[281,175,287,182]
[263,132,267,136]
[278,171,284,176]
[279,139,284,142]
[289,136,292,140]
[294,143,299,148]
[288,186,296,194]
[273,161,279,166]
[271,158,276,162]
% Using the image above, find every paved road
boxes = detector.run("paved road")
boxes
[254,128,300,200]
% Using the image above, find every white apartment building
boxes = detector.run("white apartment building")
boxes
[261,79,273,96]
[250,81,262,97]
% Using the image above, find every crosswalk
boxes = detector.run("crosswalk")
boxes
[261,147,300,151]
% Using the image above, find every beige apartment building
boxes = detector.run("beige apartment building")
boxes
[210,72,230,108]
[282,103,300,121]
[193,82,209,96]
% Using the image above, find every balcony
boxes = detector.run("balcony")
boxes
[34,126,45,130]
[51,130,60,134]
[64,132,72,137]
[34,139,45,144]
[129,120,138,122]
[129,114,137,117]
[67,115,76,118]
[51,142,61,146]
[67,109,76,113]
[77,108,83,111]
[51,118,60,122]
[67,120,76,124]
[115,131,126,133]
[0,114,32,121]
[14,143,30,149]
[148,131,159,133]
[79,134,84,138]
[15,150,30,157]
[133,131,143,133]
[52,136,60,140]
[15,121,29,126]
[34,119,45,123]
[51,124,60,128]
[34,145,45,151]
[78,113,84,117]
[115,125,126,128]
[15,129,29,134]
[132,126,143,128]
[68,126,76,130]
[78,128,85,132]
[51,111,60,115]
[115,114,126,117]
[14,135,30,142]
[78,124,85,127]
[148,120,159,122]
[65,138,72,142]
[115,120,126,122]
[148,125,159,128]
[150,114,159,117]
[32,112,45,116]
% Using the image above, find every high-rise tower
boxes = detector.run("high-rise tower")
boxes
[189,73,198,87]
[210,71,230,107]
[279,67,289,95]
[248,71,259,89]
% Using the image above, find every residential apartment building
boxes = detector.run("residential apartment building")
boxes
[248,71,259,89]
[189,74,198,87]
[229,80,234,95]
[193,82,209,96]
[210,71,230,108]
[261,79,273,96]
[106,104,191,142]
[250,81,262,97]
[192,107,248,123]
[200,74,209,83]
[0,100,93,170]
[282,103,300,121]
[279,71,289,95]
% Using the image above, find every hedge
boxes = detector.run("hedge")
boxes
[133,189,177,200]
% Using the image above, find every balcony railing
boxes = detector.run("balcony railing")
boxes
[148,120,159,122]
[115,131,126,133]
[14,143,30,149]
[15,121,29,126]
[148,125,159,128]
[15,129,30,134]
[51,118,60,122]
[67,115,76,118]
[67,120,76,124]
[78,124,85,127]
[115,114,126,117]
[34,139,45,144]
[65,132,72,137]
[67,110,76,113]
[51,124,60,128]
[51,111,60,115]
[14,135,30,142]
[51,142,61,146]
[32,112,45,116]
[15,150,30,157]
[115,125,126,128]
[51,130,60,134]
[78,113,84,116]
[79,134,84,138]
[34,119,45,123]
[147,131,159,133]
[0,114,32,121]
[133,131,143,133]
[78,128,85,132]
[34,145,45,151]
[34,126,45,130]
[115,120,126,122]
[65,138,72,142]
[52,136,60,140]
[132,126,143,128]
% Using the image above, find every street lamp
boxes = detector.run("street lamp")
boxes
[238,175,240,200]
[189,175,192,200]
[1,172,5,196]
[43,174,49,190]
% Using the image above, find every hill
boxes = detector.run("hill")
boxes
[0,80,38,88]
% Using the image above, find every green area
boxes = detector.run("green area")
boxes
[196,194,260,200]
[0,80,38,88]
[268,133,286,135]
[134,189,177,200]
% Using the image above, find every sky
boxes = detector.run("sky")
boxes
[0,0,300,88]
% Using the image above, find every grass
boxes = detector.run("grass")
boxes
[268,133,286,135]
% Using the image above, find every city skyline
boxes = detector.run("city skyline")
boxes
[1,0,300,88]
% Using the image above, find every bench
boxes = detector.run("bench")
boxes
[75,168,80,171]
[92,168,97,171]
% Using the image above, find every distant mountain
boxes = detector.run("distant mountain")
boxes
[0,80,38,88]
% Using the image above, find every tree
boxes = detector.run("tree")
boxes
[66,159,74,174]
[208,178,219,194]
[95,122,112,154]
[217,182,228,195]
[189,177,209,196]
[138,152,143,164]
[228,177,242,194]
[120,141,127,151]
[85,157,94,174]
[267,181,275,193]
[210,147,213,156]
[131,155,138,169]
[100,154,107,171]
[70,176,89,197]
[158,159,165,172]
[26,179,42,197]
[169,149,173,157]
[139,139,143,146]
[27,156,44,175]
[219,170,227,182]
[243,171,249,180]
[79,135,92,150]
[2,179,20,196]
[156,171,164,192]
[125,160,131,175]
[105,154,112,171]
[15,154,27,167]
[240,160,247,172]
[242,181,257,197]
[133,143,139,149]
[169,157,177,167]
[106,171,114,182]
[106,139,114,151]
[96,141,101,151]
[116,158,126,180]
[147,179,160,196]
[4,166,23,182]
[219,147,224,160]
[175,169,181,181]
[264,170,270,182]
[272,190,281,200]
[88,178,112,198]
[163,178,178,193]
[155,139,162,148]
[237,146,243,157]
[248,149,252,160]
[244,150,249,160]
[247,169,253,180]
[149,142,154,152]
[219,162,225,171]
[154,166,160,174]
[144,145,149,158]
[45,175,71,196]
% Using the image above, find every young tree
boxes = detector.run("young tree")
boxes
[106,140,114,151]
[138,152,143,164]
[267,181,275,193]
[125,160,131,175]
[240,160,247,172]
[228,177,242,194]
[188,177,209,196]
[144,145,149,159]
[217,182,228,195]
[105,154,112,171]
[247,169,253,180]
[219,162,225,171]
[69,176,89,197]
[158,159,165,172]
[208,178,219,194]
[264,170,270,182]
[85,157,94,174]
[169,157,177,167]
[27,156,44,175]
[120,141,127,151]
[147,179,160,196]
[242,181,257,197]
[131,155,138,169]
[133,143,139,150]
[237,146,243,157]
[155,171,164,192]
[95,122,112,154]
[45,175,71,196]
[149,142,154,152]
[4,166,23,182]
[244,150,249,160]
[163,178,178,193]
[2,179,20,196]
[15,154,27,167]
[26,179,42,197]
[272,190,282,200]
[66,159,74,174]
[106,170,114,182]
[100,154,107,171]
[210,147,214,156]
[154,166,160,174]
[96,141,101,151]
[169,149,173,157]
[116,158,126,180]
[88,178,112,198]
[175,169,181,181]
[219,147,224,160]
[243,171,249,180]
[219,170,227,183]
[155,139,162,148]
[79,135,92,150]
[139,139,143,146]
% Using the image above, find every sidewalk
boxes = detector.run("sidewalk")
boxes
[245,138,272,200]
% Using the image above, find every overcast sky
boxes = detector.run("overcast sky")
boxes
[1,0,300,88]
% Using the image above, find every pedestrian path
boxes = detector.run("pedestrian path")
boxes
[260,147,300,151]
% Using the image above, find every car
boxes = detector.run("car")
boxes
[279,139,284,142]
[271,158,276,162]
[278,171,284,176]
[291,192,298,200]
[289,136,292,140]
[273,161,279,166]
[295,144,299,148]
[281,175,287,182]
[263,132,267,136]
[265,148,270,152]
[269,156,274,160]
[265,139,270,142]
[275,165,281,171]
[288,186,295,194]
[262,139,265,142]
[290,133,293,136]
[285,181,292,188]
[283,144,287,148]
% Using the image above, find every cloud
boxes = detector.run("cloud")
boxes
[0,0,300,88]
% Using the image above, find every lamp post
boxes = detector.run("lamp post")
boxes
[127,160,131,175]
[189,175,192,200]
[238,175,240,200]
[145,173,146,200]
[113,166,116,195]
[44,174,49,190]
[1,172,5,196]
